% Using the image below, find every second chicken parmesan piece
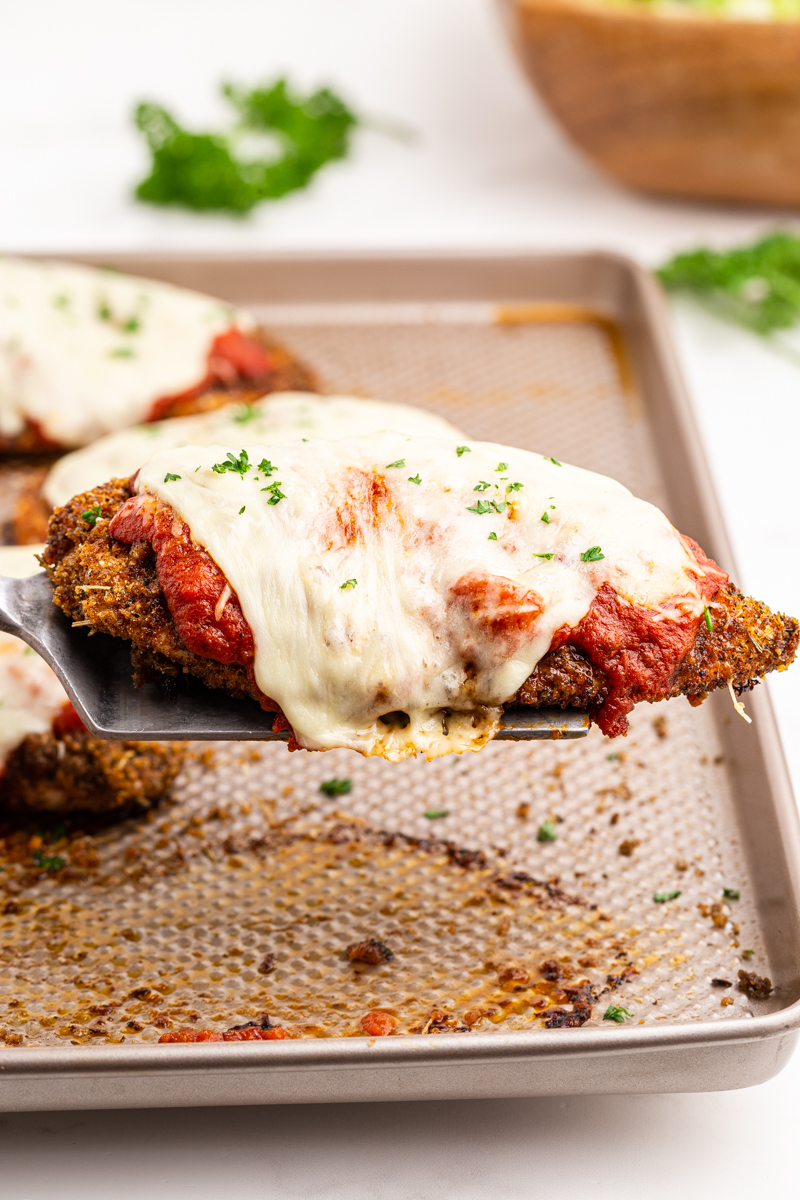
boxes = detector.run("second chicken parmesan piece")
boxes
[43,435,798,760]
[0,257,314,454]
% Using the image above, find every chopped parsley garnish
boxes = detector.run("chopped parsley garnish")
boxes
[53,294,70,310]
[257,457,277,476]
[239,505,246,515]
[320,777,351,797]
[488,532,498,541]
[385,459,405,468]
[423,809,450,820]
[234,404,259,424]
[474,481,491,492]
[164,472,181,482]
[109,347,134,358]
[456,445,471,457]
[408,474,421,485]
[581,546,605,562]
[603,1005,633,1024]
[340,578,357,590]
[490,500,506,514]
[496,462,508,472]
[545,456,562,466]
[537,819,557,843]
[133,78,362,215]
[723,888,740,901]
[262,481,285,505]
[533,552,553,560]
[467,500,492,515]
[540,512,551,524]
[32,849,65,872]
[653,890,681,903]
[742,949,755,958]
[123,316,141,334]
[212,449,251,477]
[704,605,714,633]
[81,505,102,529]
[506,481,523,492]
[97,300,112,321]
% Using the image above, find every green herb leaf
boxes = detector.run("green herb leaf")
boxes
[723,888,740,901]
[537,819,557,843]
[81,505,102,530]
[257,458,277,476]
[467,500,492,515]
[580,546,605,562]
[239,505,246,515]
[109,347,134,359]
[603,1005,633,1024]
[474,481,491,492]
[704,605,714,633]
[407,474,421,485]
[506,481,523,492]
[495,462,508,472]
[742,949,755,958]
[533,552,553,560]
[540,511,551,524]
[545,456,562,466]
[385,459,405,468]
[233,404,259,424]
[653,890,681,903]
[489,500,507,514]
[488,532,498,541]
[32,849,65,872]
[123,316,141,334]
[456,445,471,457]
[133,79,361,215]
[164,472,181,482]
[212,449,251,477]
[340,578,357,590]
[423,809,450,820]
[319,777,351,797]
[658,232,800,336]
[53,294,70,310]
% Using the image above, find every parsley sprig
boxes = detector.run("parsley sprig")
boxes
[580,546,605,562]
[212,449,251,477]
[134,79,362,215]
[603,1005,633,1024]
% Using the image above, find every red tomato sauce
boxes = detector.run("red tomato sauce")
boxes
[147,327,278,422]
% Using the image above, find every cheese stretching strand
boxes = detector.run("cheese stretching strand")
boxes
[43,435,798,760]
[0,257,313,454]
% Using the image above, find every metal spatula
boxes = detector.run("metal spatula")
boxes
[0,572,589,742]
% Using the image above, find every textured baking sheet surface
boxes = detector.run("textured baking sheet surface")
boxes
[0,312,773,1047]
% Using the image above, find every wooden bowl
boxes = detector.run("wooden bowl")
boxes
[497,0,800,206]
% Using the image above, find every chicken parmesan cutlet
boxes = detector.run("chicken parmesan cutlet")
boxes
[0,546,183,818]
[42,435,798,761]
[0,257,314,456]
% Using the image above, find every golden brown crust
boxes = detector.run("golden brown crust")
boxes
[0,731,183,818]
[43,479,799,718]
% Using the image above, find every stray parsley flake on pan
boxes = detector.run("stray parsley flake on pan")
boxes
[340,579,357,590]
[164,472,181,482]
[423,809,450,820]
[723,888,741,900]
[32,850,65,872]
[456,445,471,457]
[385,459,405,468]
[133,79,363,215]
[319,778,351,796]
[653,890,681,903]
[603,1005,632,1024]
[537,819,557,843]
[581,546,605,562]
[704,605,714,632]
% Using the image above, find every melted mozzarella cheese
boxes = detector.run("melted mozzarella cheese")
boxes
[43,393,465,508]
[136,435,709,762]
[0,546,65,767]
[0,257,252,447]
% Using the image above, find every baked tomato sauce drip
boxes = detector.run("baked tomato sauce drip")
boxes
[553,539,728,737]
[159,1026,291,1043]
[51,701,86,737]
[147,327,277,422]
[109,493,282,719]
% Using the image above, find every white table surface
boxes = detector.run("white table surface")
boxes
[1,1,799,1195]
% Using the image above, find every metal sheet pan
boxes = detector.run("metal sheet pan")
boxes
[1,250,798,1110]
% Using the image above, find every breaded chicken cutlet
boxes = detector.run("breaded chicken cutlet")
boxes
[42,476,798,753]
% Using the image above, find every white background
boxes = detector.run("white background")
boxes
[1,1,799,1195]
